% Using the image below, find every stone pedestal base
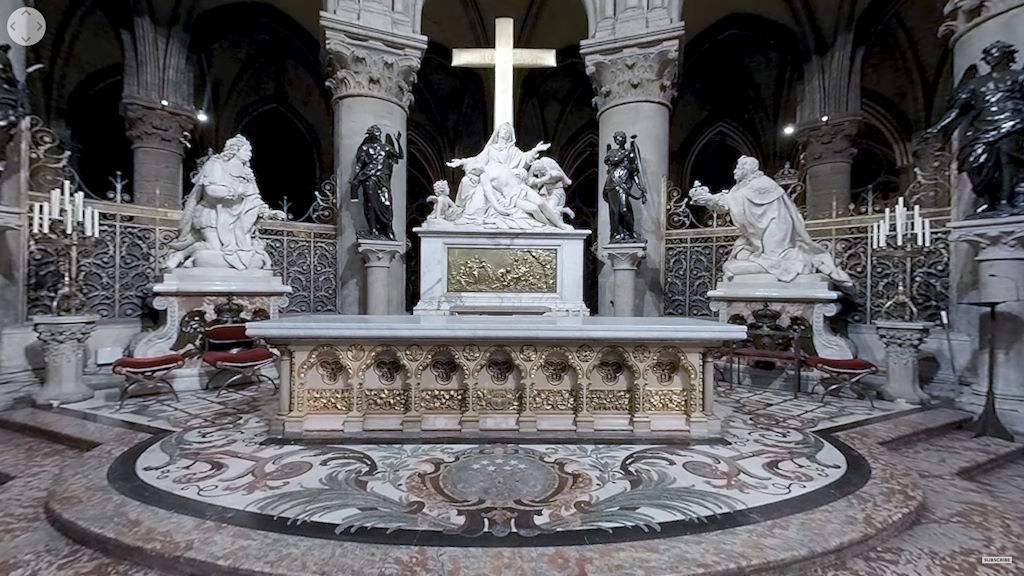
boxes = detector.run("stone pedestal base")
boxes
[32,315,99,405]
[709,274,854,359]
[875,320,932,404]
[602,242,647,317]
[131,268,291,391]
[357,238,404,315]
[413,228,590,316]
[949,215,1024,433]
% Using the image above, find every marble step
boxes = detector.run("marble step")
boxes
[868,407,972,447]
[889,428,1024,479]
[0,408,146,450]
[0,428,81,479]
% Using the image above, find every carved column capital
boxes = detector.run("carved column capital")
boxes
[876,321,931,363]
[357,238,404,267]
[796,117,861,165]
[322,15,426,111]
[602,243,648,270]
[581,25,684,114]
[121,98,194,154]
[939,0,1024,44]
[949,216,1024,260]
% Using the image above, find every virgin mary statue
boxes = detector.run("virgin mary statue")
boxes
[166,135,285,270]
[446,122,551,228]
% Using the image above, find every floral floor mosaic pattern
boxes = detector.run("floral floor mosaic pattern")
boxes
[62,385,914,546]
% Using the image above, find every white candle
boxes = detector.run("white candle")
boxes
[883,208,890,239]
[65,209,72,234]
[92,208,100,237]
[84,207,92,236]
[62,179,71,199]
[924,218,932,247]
[41,202,50,233]
[75,191,84,222]
[940,310,949,326]
[50,189,59,219]
[870,223,877,249]
[31,202,40,233]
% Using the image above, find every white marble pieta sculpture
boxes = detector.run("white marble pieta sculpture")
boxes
[424,122,575,230]
[688,156,853,287]
[166,135,285,270]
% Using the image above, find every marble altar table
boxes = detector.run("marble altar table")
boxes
[247,315,746,438]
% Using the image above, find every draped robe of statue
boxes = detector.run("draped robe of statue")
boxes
[693,161,852,286]
[167,154,275,270]
[451,122,547,229]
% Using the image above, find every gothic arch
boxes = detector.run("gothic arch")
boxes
[681,119,759,191]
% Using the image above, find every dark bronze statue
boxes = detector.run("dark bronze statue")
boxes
[352,125,403,240]
[603,131,647,242]
[927,40,1024,218]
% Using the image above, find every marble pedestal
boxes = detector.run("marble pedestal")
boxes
[875,320,932,404]
[602,242,647,317]
[949,215,1024,433]
[357,239,404,315]
[413,228,590,316]
[32,314,99,405]
[709,274,855,359]
[131,268,291,391]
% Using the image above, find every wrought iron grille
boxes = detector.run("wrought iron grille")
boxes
[663,211,952,324]
[26,199,338,318]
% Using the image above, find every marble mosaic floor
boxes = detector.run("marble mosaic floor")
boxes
[58,385,914,546]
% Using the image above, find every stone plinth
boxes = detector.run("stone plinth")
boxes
[709,273,854,359]
[247,315,747,439]
[949,215,1024,433]
[357,238,404,315]
[131,268,291,391]
[602,242,647,317]
[32,314,99,405]
[413,228,590,316]
[875,320,932,404]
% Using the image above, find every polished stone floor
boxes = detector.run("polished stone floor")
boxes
[3,381,1020,574]
[54,385,911,545]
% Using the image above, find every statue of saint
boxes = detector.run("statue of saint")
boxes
[166,135,285,270]
[352,125,403,240]
[438,122,572,230]
[689,156,852,286]
[603,131,647,243]
[926,40,1024,217]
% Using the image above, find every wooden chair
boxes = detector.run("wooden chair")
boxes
[200,324,278,395]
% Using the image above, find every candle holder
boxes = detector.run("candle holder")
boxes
[29,181,103,316]
[875,245,931,322]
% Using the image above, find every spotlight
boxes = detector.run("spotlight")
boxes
[783,125,796,136]
[196,110,208,122]
[820,114,830,123]
[160,99,169,107]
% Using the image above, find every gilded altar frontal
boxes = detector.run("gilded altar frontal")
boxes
[447,248,557,293]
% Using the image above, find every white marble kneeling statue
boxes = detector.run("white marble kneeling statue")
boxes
[166,135,285,270]
[425,122,574,231]
[689,156,852,287]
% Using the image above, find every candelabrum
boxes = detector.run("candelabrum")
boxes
[29,180,103,316]
[871,198,935,321]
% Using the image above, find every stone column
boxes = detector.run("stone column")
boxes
[582,24,684,317]
[0,11,27,330]
[119,15,195,208]
[32,315,98,405]
[796,117,860,218]
[122,98,194,209]
[949,216,1024,433]
[875,320,933,404]
[602,242,646,316]
[357,238,404,315]
[322,14,425,314]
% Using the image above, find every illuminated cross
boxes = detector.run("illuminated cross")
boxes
[451,17,557,129]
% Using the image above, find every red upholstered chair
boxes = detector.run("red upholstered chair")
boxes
[112,353,185,407]
[804,356,880,407]
[201,324,278,394]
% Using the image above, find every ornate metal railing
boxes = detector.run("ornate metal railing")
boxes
[663,210,952,324]
[26,198,338,318]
